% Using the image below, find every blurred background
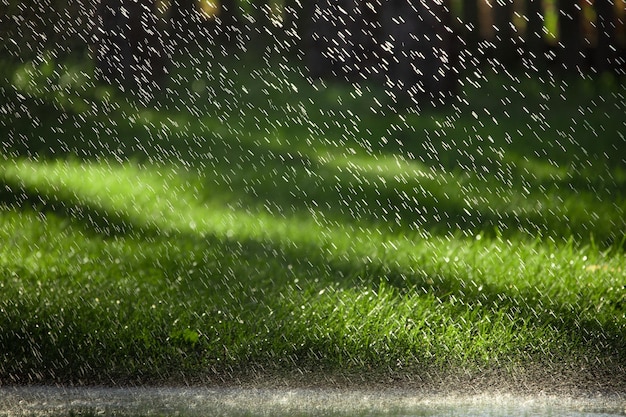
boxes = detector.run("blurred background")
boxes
[1,0,624,104]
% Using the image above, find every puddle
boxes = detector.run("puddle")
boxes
[0,387,625,417]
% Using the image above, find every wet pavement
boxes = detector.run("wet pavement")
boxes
[1,386,625,416]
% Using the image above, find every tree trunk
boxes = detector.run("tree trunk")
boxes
[252,0,272,37]
[94,0,132,87]
[306,0,456,104]
[379,0,456,104]
[251,0,272,44]
[170,0,199,46]
[462,0,480,51]
[558,0,582,73]
[525,0,544,66]
[217,0,241,45]
[442,0,460,99]
[284,0,314,57]
[93,0,167,94]
[493,0,516,67]
[379,0,414,92]
[593,0,616,74]
[307,0,361,80]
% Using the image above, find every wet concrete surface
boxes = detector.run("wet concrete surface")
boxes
[1,386,625,416]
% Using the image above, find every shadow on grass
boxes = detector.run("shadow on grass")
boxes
[2,52,624,249]
[1,164,624,380]
[3,84,626,246]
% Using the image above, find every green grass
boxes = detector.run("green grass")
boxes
[0,49,625,385]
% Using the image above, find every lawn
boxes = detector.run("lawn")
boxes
[0,49,625,389]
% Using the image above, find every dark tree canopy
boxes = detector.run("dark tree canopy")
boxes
[525,0,545,67]
[593,0,617,74]
[492,0,516,67]
[307,0,457,106]
[557,0,582,73]
[76,0,626,101]
[93,0,168,96]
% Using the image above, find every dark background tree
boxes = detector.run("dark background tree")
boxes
[93,0,167,95]
[215,0,242,45]
[307,0,457,105]
[251,0,273,44]
[170,0,201,47]
[525,0,545,69]
[558,0,582,73]
[283,0,314,56]
[307,0,362,80]
[0,0,89,60]
[32,0,619,101]
[493,0,517,67]
[593,0,617,74]
[462,0,480,52]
